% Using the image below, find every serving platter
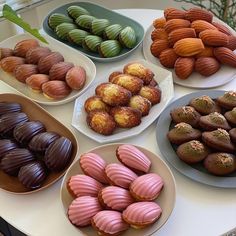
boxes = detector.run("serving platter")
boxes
[42,2,145,62]
[156,90,236,188]
[143,24,236,89]
[71,59,174,143]
[0,33,96,105]
[60,143,176,236]
[0,93,78,194]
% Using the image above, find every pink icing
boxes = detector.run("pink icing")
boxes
[101,186,134,211]
[68,174,103,197]
[122,202,162,224]
[68,196,102,226]
[105,163,138,188]
[92,210,129,234]
[130,173,164,200]
[80,152,108,184]
[117,144,151,173]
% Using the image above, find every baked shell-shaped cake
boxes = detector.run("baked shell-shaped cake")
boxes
[82,35,103,53]
[65,66,86,90]
[103,24,122,40]
[91,210,129,236]
[49,62,74,81]
[224,108,236,126]
[98,40,122,58]
[68,196,102,227]
[204,153,236,176]
[139,85,162,105]
[176,140,210,164]
[202,129,235,153]
[119,26,136,49]
[84,96,110,113]
[229,128,236,143]
[55,23,77,40]
[116,144,151,173]
[0,139,18,159]
[79,152,108,184]
[0,102,21,115]
[67,174,103,198]
[26,74,50,92]
[25,46,51,64]
[14,39,39,57]
[98,186,134,211]
[105,163,138,189]
[68,29,90,46]
[0,56,25,73]
[128,95,152,116]
[48,13,73,30]
[91,19,110,36]
[122,202,162,228]
[217,91,236,110]
[67,5,90,19]
[75,15,96,30]
[14,64,38,83]
[130,173,164,201]
[189,95,221,115]
[167,122,202,145]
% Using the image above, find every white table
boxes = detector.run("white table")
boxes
[0,9,236,236]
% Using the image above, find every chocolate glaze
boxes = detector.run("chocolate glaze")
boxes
[0,148,35,176]
[28,131,60,153]
[0,102,21,116]
[13,121,46,146]
[44,137,72,171]
[18,161,47,189]
[0,139,18,160]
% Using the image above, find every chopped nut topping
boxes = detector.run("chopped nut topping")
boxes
[213,128,230,140]
[189,140,204,151]
[209,112,225,124]
[216,153,234,167]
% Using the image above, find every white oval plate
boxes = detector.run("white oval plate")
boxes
[143,24,236,89]
[0,33,96,105]
[60,143,176,236]
[71,59,174,143]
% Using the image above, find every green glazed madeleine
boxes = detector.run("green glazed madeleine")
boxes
[48,13,73,30]
[55,23,78,40]
[75,15,96,30]
[68,29,90,45]
[103,24,123,40]
[82,35,103,52]
[119,26,137,48]
[67,5,90,19]
[91,19,110,36]
[98,40,122,58]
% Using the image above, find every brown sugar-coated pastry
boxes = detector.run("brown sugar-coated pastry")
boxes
[84,96,110,113]
[95,83,132,106]
[109,74,143,95]
[128,95,152,116]
[176,140,210,164]
[224,108,236,127]
[170,106,201,128]
[108,71,122,81]
[229,128,236,143]
[199,112,231,131]
[204,153,236,176]
[189,95,221,115]
[202,128,235,153]
[149,78,158,87]
[110,106,142,128]
[87,111,116,135]
[217,91,236,110]
[139,85,161,105]
[167,122,202,145]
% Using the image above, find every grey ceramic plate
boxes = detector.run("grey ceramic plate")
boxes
[43,2,144,62]
[156,90,236,188]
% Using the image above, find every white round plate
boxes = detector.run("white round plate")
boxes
[143,24,236,89]
[71,59,174,143]
[60,143,176,236]
[0,33,96,105]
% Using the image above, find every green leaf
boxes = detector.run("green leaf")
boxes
[2,4,48,44]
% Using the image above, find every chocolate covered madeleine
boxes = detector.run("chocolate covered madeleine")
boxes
[217,91,236,110]
[13,121,46,146]
[0,148,35,176]
[0,139,18,160]
[229,128,236,143]
[28,132,60,153]
[224,108,236,126]
[0,102,21,115]
[44,137,72,171]
[18,161,47,189]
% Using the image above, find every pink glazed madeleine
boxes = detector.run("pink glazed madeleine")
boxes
[98,186,134,211]
[122,202,162,228]
[79,152,108,184]
[116,144,151,173]
[67,174,103,198]
[92,210,129,236]
[68,196,102,227]
[105,163,138,189]
[130,173,164,201]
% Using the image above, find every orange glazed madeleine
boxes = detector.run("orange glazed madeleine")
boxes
[153,17,166,29]
[191,20,217,34]
[0,56,25,73]
[150,39,169,58]
[151,28,168,41]
[159,48,179,68]
[174,57,195,80]
[185,7,213,22]
[226,35,236,51]
[213,47,236,67]
[195,47,214,58]
[195,57,220,76]
[212,22,232,35]
[164,19,191,33]
[164,7,186,20]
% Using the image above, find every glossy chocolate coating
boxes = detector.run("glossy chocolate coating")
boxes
[13,121,46,146]
[0,148,35,176]
[0,139,18,160]
[0,112,28,137]
[44,137,72,171]
[0,102,21,115]
[28,132,60,152]
[18,161,47,189]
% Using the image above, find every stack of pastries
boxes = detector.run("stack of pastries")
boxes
[167,91,236,176]
[67,144,164,235]
[84,62,162,135]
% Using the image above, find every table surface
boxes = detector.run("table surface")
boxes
[0,8,236,236]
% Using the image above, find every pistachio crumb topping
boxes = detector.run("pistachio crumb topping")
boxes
[189,140,204,151]
[216,153,234,167]
[195,95,214,108]
[224,91,236,101]
[213,128,230,140]
[209,112,225,124]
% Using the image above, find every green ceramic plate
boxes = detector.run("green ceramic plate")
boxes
[43,2,145,62]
